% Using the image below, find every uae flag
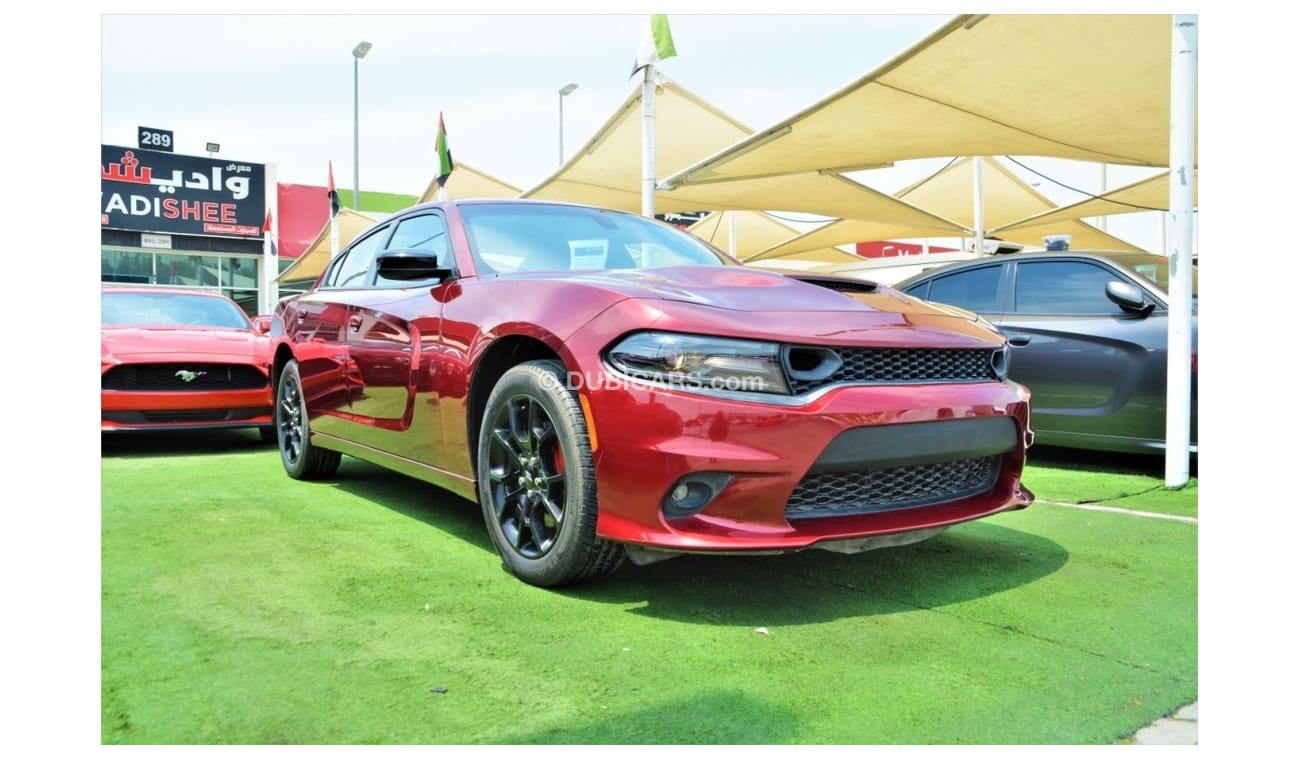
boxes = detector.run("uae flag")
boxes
[435,113,455,189]
[262,209,277,255]
[327,160,340,217]
[631,15,677,77]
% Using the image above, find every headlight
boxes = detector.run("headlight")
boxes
[605,332,790,395]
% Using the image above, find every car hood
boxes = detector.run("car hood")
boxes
[545,267,892,312]
[503,266,1003,348]
[102,327,267,363]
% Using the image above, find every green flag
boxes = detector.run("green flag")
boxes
[631,14,677,77]
[435,112,454,189]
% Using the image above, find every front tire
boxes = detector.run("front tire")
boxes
[276,359,341,479]
[476,360,624,587]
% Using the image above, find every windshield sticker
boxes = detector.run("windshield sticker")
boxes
[569,239,608,270]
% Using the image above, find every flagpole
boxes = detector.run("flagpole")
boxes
[328,160,340,260]
[641,64,656,219]
[262,210,277,315]
[973,156,985,255]
[330,214,339,260]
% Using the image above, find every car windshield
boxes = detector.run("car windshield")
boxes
[102,291,252,329]
[459,203,730,275]
[1104,253,1199,298]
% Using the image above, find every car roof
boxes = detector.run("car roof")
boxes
[895,250,1168,283]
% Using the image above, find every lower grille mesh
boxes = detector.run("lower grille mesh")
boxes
[786,456,1000,519]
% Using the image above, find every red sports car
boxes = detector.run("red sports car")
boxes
[270,200,1034,586]
[102,286,275,439]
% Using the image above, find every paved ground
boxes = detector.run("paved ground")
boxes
[1128,702,1197,744]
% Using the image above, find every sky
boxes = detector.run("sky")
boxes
[6,3,1298,752]
[99,9,1174,251]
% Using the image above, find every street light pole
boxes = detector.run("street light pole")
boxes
[352,41,372,210]
[558,83,578,165]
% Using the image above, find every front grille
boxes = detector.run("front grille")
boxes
[786,455,1001,519]
[788,348,999,395]
[102,363,268,391]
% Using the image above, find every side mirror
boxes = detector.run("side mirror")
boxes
[375,249,453,283]
[252,315,272,334]
[1106,281,1155,315]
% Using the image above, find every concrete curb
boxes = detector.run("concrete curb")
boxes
[1130,702,1198,744]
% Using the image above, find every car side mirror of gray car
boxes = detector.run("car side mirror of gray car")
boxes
[1106,281,1155,315]
[375,250,454,284]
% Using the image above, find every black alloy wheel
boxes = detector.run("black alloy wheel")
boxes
[276,359,341,480]
[477,360,624,586]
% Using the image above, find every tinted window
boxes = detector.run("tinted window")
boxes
[388,214,449,259]
[375,214,452,288]
[1014,260,1126,315]
[926,266,1001,313]
[459,203,727,275]
[327,226,390,288]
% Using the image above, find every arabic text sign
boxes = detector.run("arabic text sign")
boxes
[101,145,266,238]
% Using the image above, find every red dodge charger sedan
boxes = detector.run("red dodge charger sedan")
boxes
[102,286,275,439]
[270,200,1034,586]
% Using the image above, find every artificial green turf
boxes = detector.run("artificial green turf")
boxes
[102,432,1196,744]
[1023,446,1198,518]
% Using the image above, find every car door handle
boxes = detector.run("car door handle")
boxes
[348,315,363,333]
[1007,335,1032,347]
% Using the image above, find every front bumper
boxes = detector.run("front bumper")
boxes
[583,378,1033,553]
[101,388,273,431]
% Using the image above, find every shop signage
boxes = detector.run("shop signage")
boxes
[140,233,172,249]
[137,127,174,153]
[100,145,266,238]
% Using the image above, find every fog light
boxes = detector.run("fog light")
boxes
[663,473,733,519]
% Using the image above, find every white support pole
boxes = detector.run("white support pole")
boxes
[973,156,985,255]
[1097,163,1108,231]
[260,163,279,315]
[728,210,738,256]
[1165,15,1197,487]
[641,65,656,219]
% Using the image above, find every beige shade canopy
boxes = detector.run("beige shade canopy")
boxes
[664,14,1186,191]
[749,156,1147,261]
[276,208,381,283]
[687,210,862,266]
[417,160,522,204]
[991,168,1197,235]
[521,78,966,234]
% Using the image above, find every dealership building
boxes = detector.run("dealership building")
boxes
[101,142,279,316]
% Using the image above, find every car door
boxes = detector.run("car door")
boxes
[998,257,1168,447]
[291,224,392,435]
[342,211,454,460]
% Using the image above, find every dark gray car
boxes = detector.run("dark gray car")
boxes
[895,251,1197,455]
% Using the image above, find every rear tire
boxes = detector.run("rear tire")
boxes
[476,360,624,587]
[276,359,341,479]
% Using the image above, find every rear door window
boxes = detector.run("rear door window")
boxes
[924,265,1003,313]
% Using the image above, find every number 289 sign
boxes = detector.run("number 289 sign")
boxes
[138,126,174,153]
